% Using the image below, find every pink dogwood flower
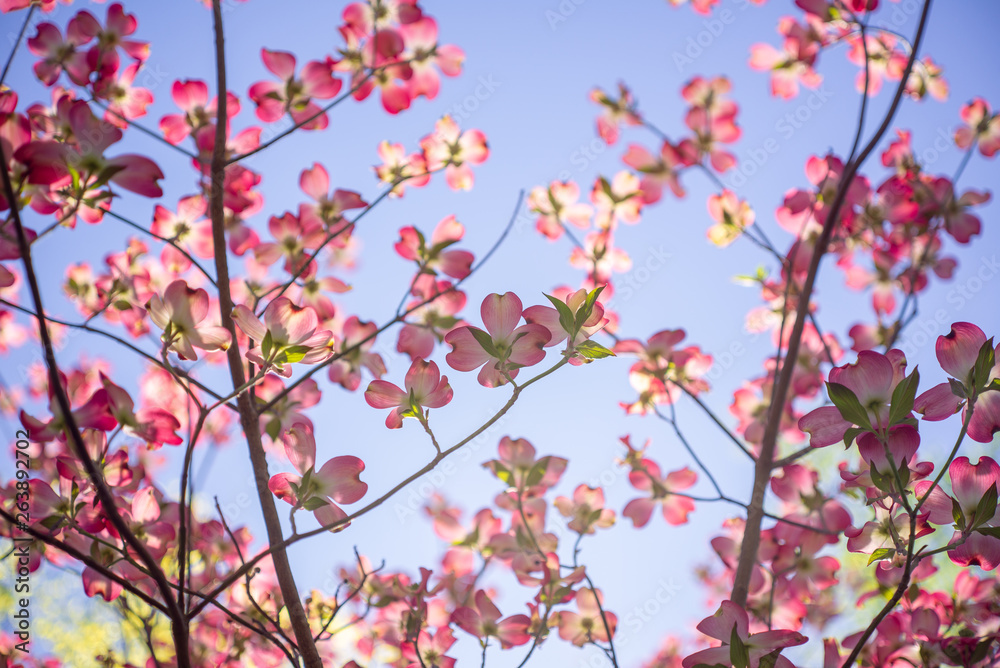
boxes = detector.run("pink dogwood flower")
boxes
[622,141,687,203]
[799,349,923,472]
[482,436,567,491]
[555,588,617,647]
[248,48,342,129]
[145,280,231,361]
[954,97,1000,158]
[452,590,531,649]
[589,83,641,145]
[394,215,474,280]
[682,600,807,668]
[707,189,755,247]
[554,485,615,534]
[267,422,367,530]
[916,456,1000,571]
[445,292,550,388]
[623,461,697,528]
[419,115,489,190]
[16,99,163,198]
[232,298,334,377]
[364,358,452,429]
[527,180,593,240]
[914,322,1000,443]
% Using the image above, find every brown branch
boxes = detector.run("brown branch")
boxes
[0,143,191,664]
[207,2,323,665]
[730,0,933,608]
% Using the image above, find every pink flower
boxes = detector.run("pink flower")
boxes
[452,590,531,648]
[145,280,231,361]
[622,141,687,203]
[327,316,386,391]
[707,190,754,247]
[364,358,453,429]
[914,322,1000,443]
[375,140,430,196]
[554,485,615,534]
[444,292,550,388]
[19,372,116,442]
[27,14,98,86]
[419,115,489,191]
[399,16,464,101]
[396,276,467,361]
[16,100,163,198]
[748,17,823,100]
[400,628,457,668]
[555,588,617,647]
[916,456,1000,570]
[527,180,593,240]
[100,373,182,448]
[232,298,334,377]
[799,349,911,448]
[298,162,367,229]
[954,98,1000,158]
[589,83,641,145]
[150,195,214,260]
[623,461,697,528]
[394,215,474,280]
[682,600,807,668]
[483,436,567,491]
[248,48,342,129]
[267,423,367,530]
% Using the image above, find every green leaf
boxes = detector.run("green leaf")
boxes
[970,639,992,664]
[264,419,281,442]
[826,382,872,430]
[758,650,782,668]
[280,344,312,364]
[261,330,273,360]
[897,460,911,490]
[575,340,616,360]
[302,497,328,511]
[969,484,998,531]
[869,466,892,495]
[973,338,996,391]
[974,526,1000,539]
[468,327,501,358]
[948,377,968,399]
[889,368,920,427]
[729,626,750,668]
[525,460,548,488]
[952,497,967,531]
[989,378,1000,392]
[843,426,866,448]
[868,547,895,566]
[574,285,606,330]
[486,462,513,486]
[545,293,577,335]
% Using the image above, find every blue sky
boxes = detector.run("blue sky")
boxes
[3,0,1000,665]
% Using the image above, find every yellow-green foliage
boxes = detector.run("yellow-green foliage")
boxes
[0,543,155,667]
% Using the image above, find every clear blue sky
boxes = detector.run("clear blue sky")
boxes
[3,0,1000,665]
